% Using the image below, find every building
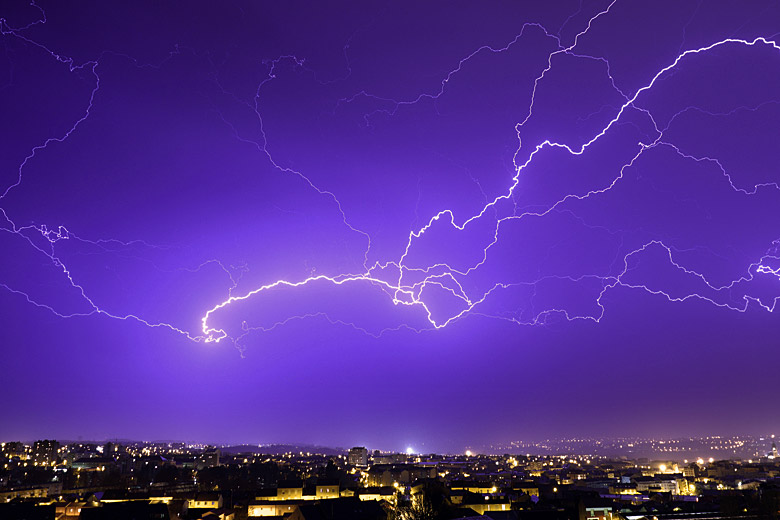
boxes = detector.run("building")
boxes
[248,500,303,517]
[275,480,304,500]
[316,480,340,500]
[2,442,27,460]
[60,500,90,519]
[582,498,615,520]
[198,448,220,469]
[366,464,437,486]
[79,502,169,519]
[458,501,512,515]
[188,492,223,510]
[198,508,235,520]
[0,486,51,502]
[356,487,396,504]
[72,456,116,471]
[349,447,369,467]
[513,482,540,497]
[255,479,340,502]
[634,476,680,494]
[450,480,497,495]
[32,439,59,466]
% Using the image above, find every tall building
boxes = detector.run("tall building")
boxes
[1,442,26,460]
[198,447,220,469]
[32,440,59,466]
[348,447,368,467]
[102,442,120,455]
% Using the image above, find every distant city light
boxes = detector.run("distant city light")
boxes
[465,450,473,457]
[405,447,414,455]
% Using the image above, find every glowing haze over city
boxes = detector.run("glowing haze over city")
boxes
[2,1,780,453]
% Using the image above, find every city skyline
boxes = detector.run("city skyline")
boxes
[2,1,780,453]
[9,437,780,519]
[5,434,780,462]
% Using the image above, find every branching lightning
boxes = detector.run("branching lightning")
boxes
[1,1,779,353]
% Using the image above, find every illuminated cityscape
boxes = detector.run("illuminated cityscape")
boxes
[3,437,780,519]
[3,0,780,519]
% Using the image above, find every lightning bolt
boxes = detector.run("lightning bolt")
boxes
[1,2,779,353]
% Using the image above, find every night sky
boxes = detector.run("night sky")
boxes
[2,1,780,453]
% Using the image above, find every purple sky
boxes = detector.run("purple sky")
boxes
[2,1,780,453]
